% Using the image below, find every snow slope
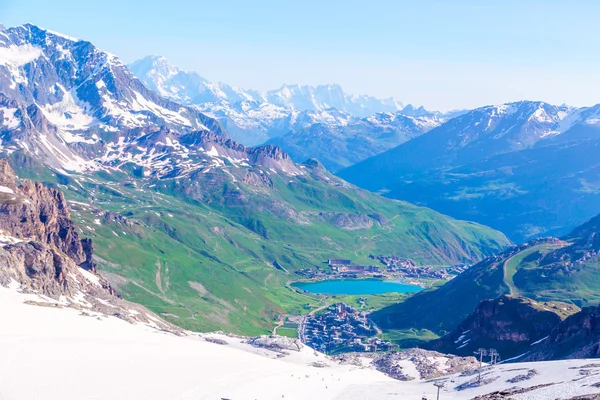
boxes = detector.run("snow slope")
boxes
[2,282,599,400]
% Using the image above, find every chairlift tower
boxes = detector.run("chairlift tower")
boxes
[488,348,499,365]
[474,348,488,385]
[433,381,445,400]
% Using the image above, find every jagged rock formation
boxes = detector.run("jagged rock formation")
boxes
[0,159,178,331]
[526,304,600,361]
[425,296,579,359]
[0,159,95,271]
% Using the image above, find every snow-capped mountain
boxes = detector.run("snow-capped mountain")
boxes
[129,55,405,117]
[0,24,300,178]
[267,111,445,171]
[128,55,418,146]
[264,83,404,117]
[129,55,264,105]
[193,100,358,146]
[339,100,600,241]
[0,24,228,171]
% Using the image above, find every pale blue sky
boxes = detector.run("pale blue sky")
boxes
[2,0,600,111]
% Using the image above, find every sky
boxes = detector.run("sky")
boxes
[2,0,600,111]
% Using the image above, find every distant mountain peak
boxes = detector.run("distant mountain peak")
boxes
[128,55,408,118]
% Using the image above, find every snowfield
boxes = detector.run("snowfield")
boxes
[1,283,599,400]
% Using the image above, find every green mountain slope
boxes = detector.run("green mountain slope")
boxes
[373,214,600,336]
[338,102,600,242]
[9,149,509,335]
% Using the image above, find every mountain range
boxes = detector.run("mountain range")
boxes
[129,55,406,117]
[265,112,445,172]
[0,23,509,334]
[339,101,600,242]
[128,55,448,161]
[131,56,600,244]
[4,20,600,391]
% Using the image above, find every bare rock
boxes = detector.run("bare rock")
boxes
[247,335,303,353]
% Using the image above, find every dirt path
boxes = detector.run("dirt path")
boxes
[272,316,284,335]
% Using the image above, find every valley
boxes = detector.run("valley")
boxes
[2,13,600,400]
[338,102,600,243]
[0,23,513,336]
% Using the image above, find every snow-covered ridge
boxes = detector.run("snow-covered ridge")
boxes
[441,100,600,152]
[129,55,406,118]
[0,23,230,173]
[0,23,222,134]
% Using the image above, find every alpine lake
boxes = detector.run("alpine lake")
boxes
[291,278,422,295]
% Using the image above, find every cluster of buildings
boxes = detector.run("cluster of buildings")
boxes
[295,259,383,280]
[371,255,417,270]
[328,259,381,274]
[295,257,469,283]
[301,303,395,354]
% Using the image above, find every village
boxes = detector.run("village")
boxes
[299,302,396,354]
[294,256,469,283]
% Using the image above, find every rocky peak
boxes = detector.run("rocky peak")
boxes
[250,144,288,162]
[0,159,16,188]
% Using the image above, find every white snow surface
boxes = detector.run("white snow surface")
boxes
[1,283,600,400]
[0,44,42,67]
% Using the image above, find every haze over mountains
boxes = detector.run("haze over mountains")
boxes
[0,23,509,334]
[339,101,600,242]
[128,55,448,166]
[129,55,407,117]
[128,54,600,247]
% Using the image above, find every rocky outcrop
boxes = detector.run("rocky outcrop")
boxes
[426,296,578,359]
[525,304,600,361]
[0,159,95,271]
[0,159,180,332]
[372,349,479,381]
[319,212,374,230]
[247,335,304,353]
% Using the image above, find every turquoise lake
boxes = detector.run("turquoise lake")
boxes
[291,279,422,295]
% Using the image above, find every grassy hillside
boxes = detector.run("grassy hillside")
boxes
[374,231,600,336]
[11,155,510,335]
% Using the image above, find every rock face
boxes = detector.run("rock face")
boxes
[526,304,600,361]
[0,159,94,271]
[0,159,178,330]
[247,335,304,352]
[425,296,578,360]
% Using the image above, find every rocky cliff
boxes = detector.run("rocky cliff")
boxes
[426,296,579,360]
[526,304,600,361]
[0,159,178,330]
[0,159,95,271]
